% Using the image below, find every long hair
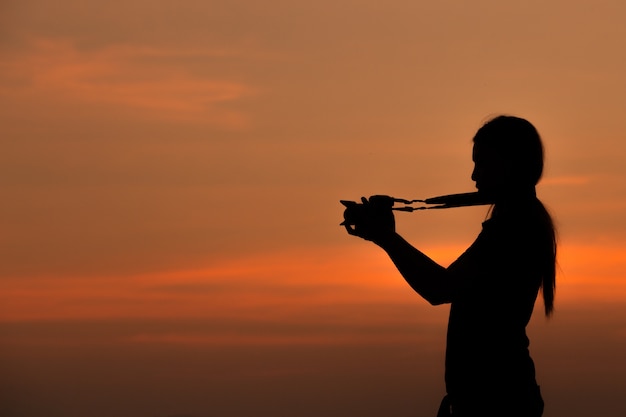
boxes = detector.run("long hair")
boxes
[473,115,557,317]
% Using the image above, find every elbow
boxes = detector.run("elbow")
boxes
[415,287,450,305]
[425,295,449,306]
[403,270,453,306]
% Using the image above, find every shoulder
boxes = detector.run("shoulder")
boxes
[485,205,548,241]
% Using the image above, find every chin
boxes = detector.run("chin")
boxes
[475,184,487,193]
[476,186,495,198]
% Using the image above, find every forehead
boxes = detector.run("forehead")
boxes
[472,141,498,162]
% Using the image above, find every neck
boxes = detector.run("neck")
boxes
[490,186,537,216]
[493,186,536,202]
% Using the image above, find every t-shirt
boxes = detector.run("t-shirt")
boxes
[444,208,547,403]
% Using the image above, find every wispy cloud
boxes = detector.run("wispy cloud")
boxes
[0,246,450,347]
[0,247,411,322]
[0,38,257,127]
[1,242,624,326]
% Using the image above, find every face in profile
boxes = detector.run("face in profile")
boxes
[471,143,508,196]
[471,116,544,198]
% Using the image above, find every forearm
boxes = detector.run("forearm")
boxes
[374,232,451,305]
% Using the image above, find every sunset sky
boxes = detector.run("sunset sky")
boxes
[1,1,626,416]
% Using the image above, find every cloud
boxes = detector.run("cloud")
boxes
[2,241,625,326]
[0,38,257,127]
[0,246,452,348]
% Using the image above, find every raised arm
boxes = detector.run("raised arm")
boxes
[342,195,453,305]
[375,233,451,305]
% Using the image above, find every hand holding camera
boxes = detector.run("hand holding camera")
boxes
[340,195,396,243]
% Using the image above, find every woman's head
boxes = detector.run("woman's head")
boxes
[473,115,557,316]
[471,115,544,197]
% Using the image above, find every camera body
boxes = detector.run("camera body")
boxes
[340,195,395,226]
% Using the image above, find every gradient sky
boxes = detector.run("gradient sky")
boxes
[1,1,626,417]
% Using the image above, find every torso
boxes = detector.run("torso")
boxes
[443,204,546,402]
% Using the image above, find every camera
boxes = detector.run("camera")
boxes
[339,195,395,226]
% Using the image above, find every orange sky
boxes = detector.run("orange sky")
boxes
[2,1,626,417]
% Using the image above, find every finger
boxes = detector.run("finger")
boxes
[344,224,358,236]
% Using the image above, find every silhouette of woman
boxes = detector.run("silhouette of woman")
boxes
[343,115,556,417]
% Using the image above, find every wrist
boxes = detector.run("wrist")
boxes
[372,231,400,248]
